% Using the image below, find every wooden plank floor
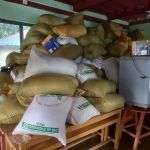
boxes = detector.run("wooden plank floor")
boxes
[69,133,150,150]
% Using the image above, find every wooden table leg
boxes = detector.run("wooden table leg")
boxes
[133,112,145,150]
[114,112,122,150]
[101,129,105,142]
[104,127,109,142]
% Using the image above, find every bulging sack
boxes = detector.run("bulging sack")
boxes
[96,24,105,39]
[88,94,125,113]
[52,44,82,60]
[24,47,78,78]
[21,33,46,50]
[81,79,116,98]
[8,82,21,95]
[6,52,28,66]
[38,14,65,26]
[26,23,52,36]
[67,96,100,125]
[77,64,97,83]
[53,24,87,38]
[13,95,73,146]
[67,13,84,25]
[0,72,13,95]
[22,44,48,56]
[16,73,79,106]
[0,95,26,124]
[84,44,107,60]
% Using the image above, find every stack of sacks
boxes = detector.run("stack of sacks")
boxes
[78,78,125,113]
[0,13,126,146]
[9,46,100,146]
[13,47,79,106]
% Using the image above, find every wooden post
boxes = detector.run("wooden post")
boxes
[114,112,122,150]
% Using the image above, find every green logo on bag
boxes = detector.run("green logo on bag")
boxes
[81,69,94,75]
[78,102,91,110]
[22,122,59,133]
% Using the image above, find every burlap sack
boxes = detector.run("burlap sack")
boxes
[96,24,105,40]
[109,22,123,37]
[78,30,102,46]
[67,13,84,25]
[88,94,125,113]
[128,29,144,41]
[38,14,65,26]
[81,79,116,98]
[22,44,48,56]
[0,95,26,124]
[84,44,107,60]
[16,73,79,106]
[0,72,13,95]
[8,83,21,95]
[53,24,87,38]
[52,44,83,59]
[107,33,129,57]
[78,35,90,46]
[21,33,46,50]
[26,23,52,36]
[6,52,28,66]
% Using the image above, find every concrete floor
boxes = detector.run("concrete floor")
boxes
[70,133,150,150]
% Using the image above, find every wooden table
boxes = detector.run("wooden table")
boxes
[0,108,122,150]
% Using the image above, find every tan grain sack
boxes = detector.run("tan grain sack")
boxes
[6,52,28,66]
[16,73,79,106]
[108,33,129,57]
[0,72,13,95]
[38,14,65,26]
[109,22,123,37]
[22,44,48,56]
[0,95,26,124]
[67,13,84,25]
[53,24,87,38]
[21,33,46,50]
[78,34,102,46]
[52,44,83,60]
[81,79,116,98]
[78,35,90,46]
[8,83,21,95]
[26,23,52,36]
[88,94,125,113]
[96,24,105,39]
[84,44,107,60]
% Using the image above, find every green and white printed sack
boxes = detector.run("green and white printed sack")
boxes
[13,95,73,146]
[77,64,97,83]
[67,96,100,125]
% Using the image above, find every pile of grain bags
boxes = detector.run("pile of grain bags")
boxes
[0,13,126,135]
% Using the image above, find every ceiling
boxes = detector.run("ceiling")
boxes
[57,0,150,22]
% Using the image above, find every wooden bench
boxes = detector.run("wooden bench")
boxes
[0,108,122,150]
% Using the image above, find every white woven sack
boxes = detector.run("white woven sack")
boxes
[67,97,100,125]
[24,46,78,78]
[57,36,78,45]
[102,57,119,83]
[77,64,97,83]
[13,95,73,146]
[11,70,24,82]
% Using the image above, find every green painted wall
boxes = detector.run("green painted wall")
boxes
[130,23,150,40]
[0,0,128,27]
